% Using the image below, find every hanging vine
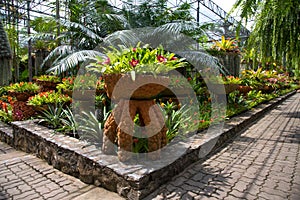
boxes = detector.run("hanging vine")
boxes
[232,0,300,77]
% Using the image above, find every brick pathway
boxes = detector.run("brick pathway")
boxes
[147,92,300,200]
[0,142,123,200]
[0,93,299,200]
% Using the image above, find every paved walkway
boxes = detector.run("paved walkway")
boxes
[0,143,123,199]
[0,92,299,200]
[147,92,300,200]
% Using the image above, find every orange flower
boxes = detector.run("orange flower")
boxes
[2,103,8,113]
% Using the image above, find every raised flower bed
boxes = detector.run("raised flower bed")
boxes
[0,91,295,199]
[7,82,40,101]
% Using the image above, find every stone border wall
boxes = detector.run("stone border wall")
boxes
[0,91,296,199]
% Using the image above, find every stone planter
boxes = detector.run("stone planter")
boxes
[36,80,59,92]
[104,74,169,100]
[215,52,241,77]
[237,85,252,95]
[259,85,275,94]
[62,89,73,97]
[209,83,239,94]
[8,91,36,102]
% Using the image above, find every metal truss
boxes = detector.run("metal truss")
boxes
[0,0,250,39]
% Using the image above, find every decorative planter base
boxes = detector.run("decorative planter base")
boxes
[8,91,35,101]
[36,80,59,92]
[102,99,167,161]
[237,85,252,95]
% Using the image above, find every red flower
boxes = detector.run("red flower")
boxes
[157,55,167,63]
[133,138,139,143]
[103,57,110,65]
[187,77,192,81]
[171,56,177,60]
[129,59,139,67]
[132,48,137,52]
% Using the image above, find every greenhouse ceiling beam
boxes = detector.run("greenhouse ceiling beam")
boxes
[197,0,250,36]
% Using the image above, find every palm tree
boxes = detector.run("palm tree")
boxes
[41,0,129,75]
[0,21,12,85]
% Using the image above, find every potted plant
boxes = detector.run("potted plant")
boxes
[205,74,240,94]
[71,74,100,100]
[7,82,40,101]
[160,76,193,96]
[208,36,241,76]
[35,75,61,91]
[87,44,187,100]
[28,90,72,111]
[56,77,75,96]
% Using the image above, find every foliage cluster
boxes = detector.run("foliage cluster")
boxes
[6,82,40,93]
[87,44,187,75]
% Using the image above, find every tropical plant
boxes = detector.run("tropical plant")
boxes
[211,36,239,53]
[78,107,110,145]
[73,74,99,90]
[159,101,193,142]
[223,75,242,85]
[230,0,300,78]
[37,103,66,129]
[87,43,187,75]
[56,77,75,91]
[28,91,71,106]
[41,0,129,75]
[35,75,61,83]
[0,100,13,123]
[6,82,40,93]
[59,106,78,137]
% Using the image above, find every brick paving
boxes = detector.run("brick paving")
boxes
[0,142,123,200]
[147,92,300,200]
[0,93,299,200]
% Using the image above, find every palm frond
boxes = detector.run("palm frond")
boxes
[41,45,74,68]
[154,21,204,34]
[176,50,224,73]
[24,33,56,43]
[100,30,140,49]
[61,20,103,41]
[47,50,104,74]
[102,14,131,29]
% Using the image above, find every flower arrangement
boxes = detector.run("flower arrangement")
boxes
[87,43,187,75]
[28,91,72,106]
[7,82,40,93]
